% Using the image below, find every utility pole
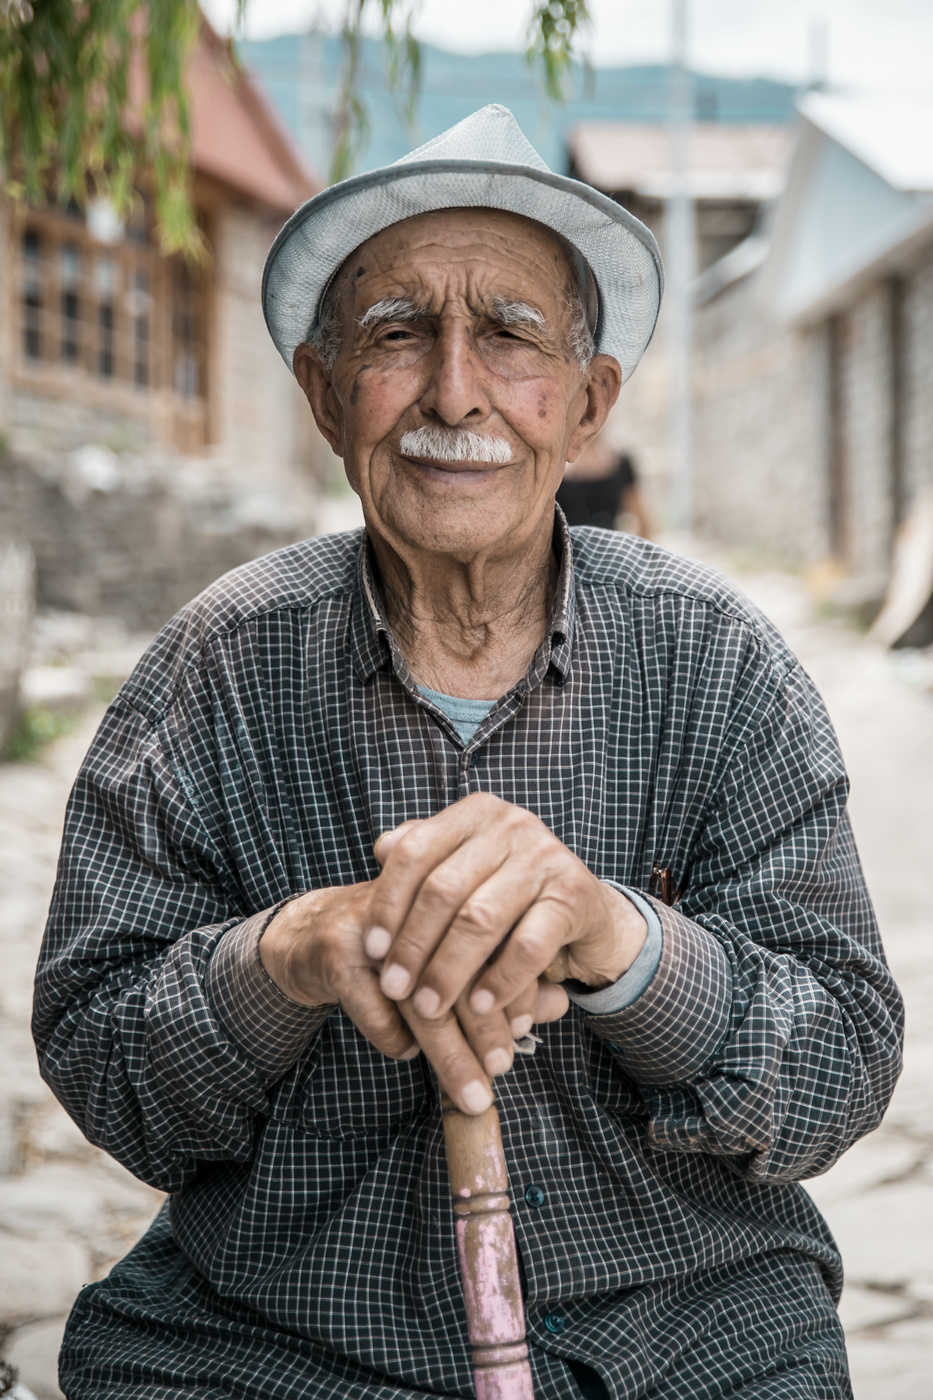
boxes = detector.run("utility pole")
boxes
[666,0,695,533]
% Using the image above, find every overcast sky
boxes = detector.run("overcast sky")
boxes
[201,0,933,98]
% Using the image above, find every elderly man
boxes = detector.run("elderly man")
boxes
[36,107,901,1400]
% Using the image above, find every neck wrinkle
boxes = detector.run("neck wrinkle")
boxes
[367,523,559,694]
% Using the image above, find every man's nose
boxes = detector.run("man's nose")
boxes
[417,322,491,426]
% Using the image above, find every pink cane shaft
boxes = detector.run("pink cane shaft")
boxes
[442,1094,535,1400]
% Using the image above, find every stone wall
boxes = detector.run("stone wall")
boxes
[604,330,670,529]
[690,276,829,563]
[0,189,11,443]
[666,229,933,579]
[209,202,330,487]
[0,446,319,631]
[0,541,34,753]
[904,248,933,512]
[837,285,896,577]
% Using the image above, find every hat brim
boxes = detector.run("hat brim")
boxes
[262,158,664,385]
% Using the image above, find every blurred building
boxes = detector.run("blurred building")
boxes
[568,122,793,273]
[0,19,333,629]
[689,95,933,591]
[572,119,793,514]
[0,20,318,478]
[568,119,794,513]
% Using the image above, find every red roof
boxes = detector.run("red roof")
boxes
[186,21,319,212]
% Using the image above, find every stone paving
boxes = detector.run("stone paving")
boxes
[0,559,931,1399]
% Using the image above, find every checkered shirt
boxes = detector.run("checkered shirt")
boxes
[34,517,903,1399]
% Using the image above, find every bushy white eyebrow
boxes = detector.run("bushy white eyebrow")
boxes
[357,297,427,329]
[488,298,547,332]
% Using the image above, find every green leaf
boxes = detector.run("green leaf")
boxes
[525,0,590,102]
[0,0,202,259]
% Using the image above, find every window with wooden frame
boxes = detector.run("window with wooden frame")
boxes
[12,199,210,452]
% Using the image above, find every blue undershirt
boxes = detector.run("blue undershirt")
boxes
[416,685,496,745]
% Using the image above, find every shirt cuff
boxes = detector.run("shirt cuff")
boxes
[564,885,662,1014]
[582,895,733,1085]
[206,904,337,1079]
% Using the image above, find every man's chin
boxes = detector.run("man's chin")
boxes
[373,500,534,560]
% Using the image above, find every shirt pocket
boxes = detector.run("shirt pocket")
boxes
[275,1010,432,1141]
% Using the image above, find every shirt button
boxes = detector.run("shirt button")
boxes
[543,1311,565,1335]
[524,1183,546,1209]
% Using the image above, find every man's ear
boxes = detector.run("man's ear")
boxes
[293,344,344,458]
[565,354,622,463]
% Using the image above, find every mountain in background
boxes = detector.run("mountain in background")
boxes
[238,33,799,182]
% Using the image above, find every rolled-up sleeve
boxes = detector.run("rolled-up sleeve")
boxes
[587,657,902,1184]
[207,909,336,1078]
[583,898,733,1082]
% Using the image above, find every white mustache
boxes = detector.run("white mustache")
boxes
[399,427,513,465]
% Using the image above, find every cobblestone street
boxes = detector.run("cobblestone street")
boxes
[0,554,930,1399]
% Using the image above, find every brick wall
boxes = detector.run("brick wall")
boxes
[210,202,328,486]
[691,276,829,563]
[904,247,933,512]
[637,230,933,578]
[836,286,895,576]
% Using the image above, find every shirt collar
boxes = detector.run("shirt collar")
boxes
[351,506,576,684]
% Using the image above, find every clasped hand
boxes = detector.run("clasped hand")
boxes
[260,793,646,1113]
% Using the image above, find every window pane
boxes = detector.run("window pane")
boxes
[133,268,150,387]
[99,302,114,378]
[172,263,204,399]
[60,244,80,363]
[96,255,116,378]
[60,243,80,289]
[94,253,117,296]
[22,229,42,360]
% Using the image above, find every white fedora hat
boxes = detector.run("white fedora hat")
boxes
[262,104,663,385]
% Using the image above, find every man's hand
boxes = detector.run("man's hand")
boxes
[258,873,568,1114]
[366,793,648,1028]
[260,882,421,1061]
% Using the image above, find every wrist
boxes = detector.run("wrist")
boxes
[566,882,648,989]
[260,892,335,1007]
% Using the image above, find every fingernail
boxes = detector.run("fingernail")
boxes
[381,964,410,999]
[413,986,440,1018]
[400,1045,421,1060]
[461,1080,493,1114]
[484,1047,512,1077]
[365,926,392,959]
[510,1014,533,1039]
[470,988,495,1015]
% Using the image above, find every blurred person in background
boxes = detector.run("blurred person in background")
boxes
[557,436,651,537]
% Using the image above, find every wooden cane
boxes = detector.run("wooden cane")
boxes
[441,1092,535,1400]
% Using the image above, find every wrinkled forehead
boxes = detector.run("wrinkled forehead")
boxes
[328,207,597,323]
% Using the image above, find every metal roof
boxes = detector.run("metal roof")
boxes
[798,93,933,195]
[568,122,795,202]
[759,93,933,323]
